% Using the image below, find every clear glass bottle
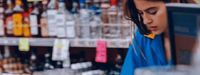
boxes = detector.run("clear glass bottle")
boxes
[106,0,121,38]
[78,0,91,38]
[90,12,102,39]
[56,0,67,38]
[0,0,4,37]
[47,0,57,37]
[5,0,13,37]
[30,1,39,37]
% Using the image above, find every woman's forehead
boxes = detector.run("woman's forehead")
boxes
[134,0,165,11]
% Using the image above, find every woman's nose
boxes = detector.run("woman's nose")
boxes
[143,14,153,25]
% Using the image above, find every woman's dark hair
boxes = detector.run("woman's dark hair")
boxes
[125,0,191,35]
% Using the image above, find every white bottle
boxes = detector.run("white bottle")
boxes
[79,9,91,38]
[56,2,67,38]
[47,0,57,37]
[66,13,76,38]
[0,7,4,36]
[90,14,102,39]
[30,2,39,36]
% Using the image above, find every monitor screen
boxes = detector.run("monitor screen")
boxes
[167,3,200,65]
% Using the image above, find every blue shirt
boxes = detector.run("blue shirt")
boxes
[120,31,169,75]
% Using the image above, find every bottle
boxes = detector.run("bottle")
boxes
[47,0,57,37]
[0,0,4,36]
[29,49,37,71]
[40,0,49,37]
[4,46,11,59]
[12,0,24,37]
[56,0,67,38]
[71,2,79,38]
[108,0,118,24]
[107,0,120,38]
[78,0,91,38]
[30,1,39,37]
[44,53,54,70]
[90,11,102,39]
[5,0,13,36]
[23,12,31,37]
[100,0,109,24]
[23,2,31,37]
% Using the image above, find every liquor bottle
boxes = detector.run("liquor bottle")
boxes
[56,0,67,38]
[44,53,54,70]
[5,0,13,36]
[30,1,39,37]
[13,0,24,37]
[29,49,37,71]
[66,5,76,39]
[0,0,4,36]
[23,12,31,37]
[40,0,48,37]
[108,0,119,24]
[78,0,91,38]
[71,2,79,38]
[47,0,57,37]
[107,0,120,38]
[4,46,11,59]
[90,11,102,39]
[100,0,109,24]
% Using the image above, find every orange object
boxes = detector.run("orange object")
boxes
[13,13,23,36]
[16,0,22,5]
[144,33,155,39]
[23,13,31,37]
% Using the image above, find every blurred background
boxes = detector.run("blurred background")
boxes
[0,0,133,75]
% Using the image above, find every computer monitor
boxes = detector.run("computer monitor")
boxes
[167,3,200,65]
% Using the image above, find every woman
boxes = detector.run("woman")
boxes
[121,0,197,75]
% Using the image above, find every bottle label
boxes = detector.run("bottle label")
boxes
[52,39,70,61]
[30,15,38,35]
[40,18,48,37]
[66,21,76,38]
[56,27,66,38]
[56,14,66,37]
[47,10,57,36]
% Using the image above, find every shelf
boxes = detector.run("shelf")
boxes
[0,37,130,48]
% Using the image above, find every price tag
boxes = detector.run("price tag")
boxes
[95,40,107,63]
[19,38,30,52]
[52,39,70,61]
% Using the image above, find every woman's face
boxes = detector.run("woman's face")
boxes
[134,0,168,35]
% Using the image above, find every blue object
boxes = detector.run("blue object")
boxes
[79,0,85,3]
[120,30,171,75]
